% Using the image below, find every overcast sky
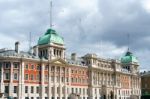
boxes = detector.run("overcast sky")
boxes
[0,0,150,71]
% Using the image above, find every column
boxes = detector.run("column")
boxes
[51,48,54,59]
[89,70,93,99]
[48,64,51,99]
[97,72,98,86]
[0,63,4,98]
[108,74,110,86]
[59,67,62,99]
[54,66,57,99]
[98,72,100,85]
[62,50,65,60]
[64,67,67,99]
[41,63,45,99]
[9,62,13,97]
[48,48,51,60]
[139,77,141,99]
[18,62,24,99]
[102,72,104,85]
[61,50,63,59]
[18,63,21,99]
[105,73,107,86]
[68,67,71,95]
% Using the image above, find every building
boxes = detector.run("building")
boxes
[141,71,150,97]
[0,28,141,99]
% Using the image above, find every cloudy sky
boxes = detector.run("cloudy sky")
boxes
[0,0,150,71]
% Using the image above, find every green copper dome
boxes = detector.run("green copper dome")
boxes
[38,28,64,45]
[121,51,138,63]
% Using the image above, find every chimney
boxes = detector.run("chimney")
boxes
[71,53,76,61]
[15,41,20,53]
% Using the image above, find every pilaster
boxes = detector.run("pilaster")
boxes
[89,70,93,99]
[19,61,25,99]
[0,63,4,98]
[41,63,45,99]
[59,67,62,99]
[64,68,67,99]
[48,64,51,99]
[68,68,71,95]
[9,62,13,97]
[54,66,57,99]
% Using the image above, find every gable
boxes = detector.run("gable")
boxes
[50,58,68,66]
[54,61,62,64]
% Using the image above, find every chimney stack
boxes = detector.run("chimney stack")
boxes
[71,53,76,61]
[15,41,20,53]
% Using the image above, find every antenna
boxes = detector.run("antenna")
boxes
[50,1,53,28]
[97,41,101,58]
[100,40,102,57]
[29,32,32,53]
[127,33,130,51]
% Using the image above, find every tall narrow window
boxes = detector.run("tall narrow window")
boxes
[25,74,28,80]
[37,65,40,70]
[61,77,64,82]
[45,87,48,93]
[25,64,28,69]
[14,86,18,93]
[36,87,39,93]
[5,86,9,93]
[14,73,18,80]
[31,86,34,93]
[5,73,10,80]
[31,65,34,69]
[59,51,61,57]
[5,62,10,69]
[30,74,34,80]
[72,88,74,93]
[40,51,42,57]
[57,87,59,94]
[54,49,56,56]
[57,50,58,56]
[45,75,48,82]
[25,86,28,93]
[13,63,19,69]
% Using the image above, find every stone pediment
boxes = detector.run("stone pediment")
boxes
[50,58,68,66]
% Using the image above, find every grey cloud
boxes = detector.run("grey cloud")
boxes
[0,0,150,70]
